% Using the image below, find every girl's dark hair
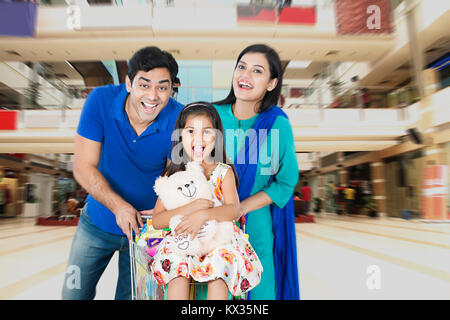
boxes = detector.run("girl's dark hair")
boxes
[127,46,178,84]
[164,102,239,188]
[214,44,283,113]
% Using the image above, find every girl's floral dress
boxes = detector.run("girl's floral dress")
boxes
[151,162,263,296]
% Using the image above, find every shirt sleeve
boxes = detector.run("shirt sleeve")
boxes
[76,87,105,142]
[262,116,299,208]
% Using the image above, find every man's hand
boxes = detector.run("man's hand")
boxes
[139,209,154,218]
[114,205,143,241]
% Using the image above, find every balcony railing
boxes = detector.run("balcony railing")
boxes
[0,87,448,131]
[0,83,431,112]
[37,0,320,28]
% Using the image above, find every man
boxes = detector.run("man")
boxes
[361,88,371,108]
[67,193,80,216]
[344,185,356,214]
[172,76,180,100]
[300,181,312,214]
[59,192,79,217]
[61,46,184,300]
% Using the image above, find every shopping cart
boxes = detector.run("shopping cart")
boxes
[129,235,165,300]
[129,216,247,300]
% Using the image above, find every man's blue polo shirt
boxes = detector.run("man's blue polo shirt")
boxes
[77,83,183,235]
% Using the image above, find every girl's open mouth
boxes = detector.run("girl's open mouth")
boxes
[193,145,205,158]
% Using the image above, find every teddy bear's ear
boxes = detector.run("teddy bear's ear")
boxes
[153,176,168,196]
[186,161,204,173]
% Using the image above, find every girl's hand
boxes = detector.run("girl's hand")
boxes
[186,199,214,214]
[174,210,210,239]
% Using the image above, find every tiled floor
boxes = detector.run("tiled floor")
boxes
[1,213,449,300]
[296,214,450,299]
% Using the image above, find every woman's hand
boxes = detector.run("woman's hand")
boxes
[174,210,210,239]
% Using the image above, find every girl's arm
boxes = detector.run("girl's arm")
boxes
[151,197,214,230]
[174,168,240,237]
[202,168,240,221]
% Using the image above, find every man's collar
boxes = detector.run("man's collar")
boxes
[111,83,128,121]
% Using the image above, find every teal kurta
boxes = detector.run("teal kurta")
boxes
[214,104,299,299]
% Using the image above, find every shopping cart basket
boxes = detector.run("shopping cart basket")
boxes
[129,216,247,300]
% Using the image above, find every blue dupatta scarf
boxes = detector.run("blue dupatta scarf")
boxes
[234,105,300,300]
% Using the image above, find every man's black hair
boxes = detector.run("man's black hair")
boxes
[127,46,178,84]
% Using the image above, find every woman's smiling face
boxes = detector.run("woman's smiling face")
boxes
[232,52,278,104]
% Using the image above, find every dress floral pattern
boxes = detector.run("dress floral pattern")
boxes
[151,162,263,296]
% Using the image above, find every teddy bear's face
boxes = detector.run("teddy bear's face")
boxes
[177,179,197,199]
[153,162,212,211]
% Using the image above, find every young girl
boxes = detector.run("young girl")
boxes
[150,102,263,300]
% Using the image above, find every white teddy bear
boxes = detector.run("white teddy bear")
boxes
[153,161,234,257]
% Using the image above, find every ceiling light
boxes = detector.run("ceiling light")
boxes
[287,60,312,69]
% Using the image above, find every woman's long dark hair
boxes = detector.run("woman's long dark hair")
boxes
[214,44,283,114]
[163,102,239,188]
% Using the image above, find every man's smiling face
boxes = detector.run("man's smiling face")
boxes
[125,68,173,125]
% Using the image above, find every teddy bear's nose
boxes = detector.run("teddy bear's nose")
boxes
[185,184,190,188]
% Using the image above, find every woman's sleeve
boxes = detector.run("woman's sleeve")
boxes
[262,116,299,208]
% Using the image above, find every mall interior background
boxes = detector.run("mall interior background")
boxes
[0,0,449,221]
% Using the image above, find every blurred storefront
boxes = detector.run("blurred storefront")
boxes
[445,142,450,217]
[0,167,19,217]
[323,170,339,213]
[23,172,54,217]
[384,150,425,218]
[348,163,373,215]
[0,153,75,217]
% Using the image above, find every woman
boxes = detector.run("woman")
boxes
[213,44,299,300]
